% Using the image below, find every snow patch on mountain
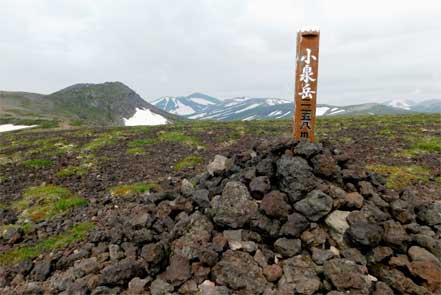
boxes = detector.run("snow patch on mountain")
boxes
[329,109,345,115]
[189,97,215,105]
[173,101,195,115]
[385,99,414,110]
[243,115,256,121]
[234,103,260,113]
[124,108,168,126]
[265,98,291,106]
[316,107,329,116]
[269,110,283,117]
[0,124,37,133]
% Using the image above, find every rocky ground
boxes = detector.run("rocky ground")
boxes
[0,114,440,294]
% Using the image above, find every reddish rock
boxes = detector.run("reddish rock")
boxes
[212,233,227,253]
[408,260,441,293]
[358,181,375,197]
[311,153,339,178]
[162,255,191,284]
[191,262,210,284]
[372,281,394,295]
[323,259,371,292]
[212,250,268,294]
[263,264,283,282]
[260,191,291,218]
[389,255,410,268]
[344,192,364,209]
[300,226,328,248]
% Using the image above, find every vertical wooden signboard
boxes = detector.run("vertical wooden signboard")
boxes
[293,29,320,142]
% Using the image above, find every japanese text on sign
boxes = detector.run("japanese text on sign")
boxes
[293,30,320,142]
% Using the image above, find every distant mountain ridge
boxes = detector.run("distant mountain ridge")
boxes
[152,93,221,116]
[0,82,180,126]
[385,98,441,113]
[2,83,439,127]
[152,93,440,121]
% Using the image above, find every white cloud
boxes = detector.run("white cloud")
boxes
[0,0,440,105]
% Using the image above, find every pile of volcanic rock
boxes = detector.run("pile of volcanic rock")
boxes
[1,140,440,295]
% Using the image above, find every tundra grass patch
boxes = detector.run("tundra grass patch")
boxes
[82,131,124,151]
[0,222,95,266]
[56,165,90,177]
[158,130,201,146]
[12,185,87,222]
[110,182,159,197]
[398,136,441,157]
[127,147,145,155]
[367,164,430,189]
[175,155,204,171]
[128,138,159,147]
[23,159,53,168]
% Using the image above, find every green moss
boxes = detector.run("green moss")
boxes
[128,138,159,147]
[398,136,441,157]
[0,222,95,266]
[378,128,397,138]
[127,147,145,155]
[82,131,124,151]
[175,155,204,171]
[23,159,53,168]
[110,182,159,197]
[21,223,33,233]
[158,131,201,146]
[367,164,430,189]
[54,196,88,212]
[12,185,87,222]
[21,138,74,157]
[226,132,242,140]
[56,165,89,177]
[339,136,353,143]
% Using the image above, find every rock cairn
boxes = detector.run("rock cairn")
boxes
[1,140,440,294]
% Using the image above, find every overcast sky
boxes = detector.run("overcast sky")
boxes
[1,0,440,105]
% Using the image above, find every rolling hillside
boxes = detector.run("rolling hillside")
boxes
[0,82,180,126]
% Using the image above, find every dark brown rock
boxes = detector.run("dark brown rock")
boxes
[344,192,364,209]
[274,238,302,258]
[249,176,271,199]
[371,265,431,295]
[323,258,371,292]
[211,181,258,228]
[101,258,143,286]
[301,226,328,248]
[263,264,283,282]
[311,153,340,178]
[369,247,393,263]
[278,255,321,295]
[212,250,267,294]
[372,281,394,295]
[408,260,441,293]
[280,213,309,238]
[141,242,167,265]
[162,255,191,284]
[260,191,291,218]
[347,221,383,247]
[383,220,408,246]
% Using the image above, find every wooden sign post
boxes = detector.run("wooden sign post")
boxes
[293,28,320,142]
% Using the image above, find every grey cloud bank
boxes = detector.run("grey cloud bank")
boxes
[0,0,440,105]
